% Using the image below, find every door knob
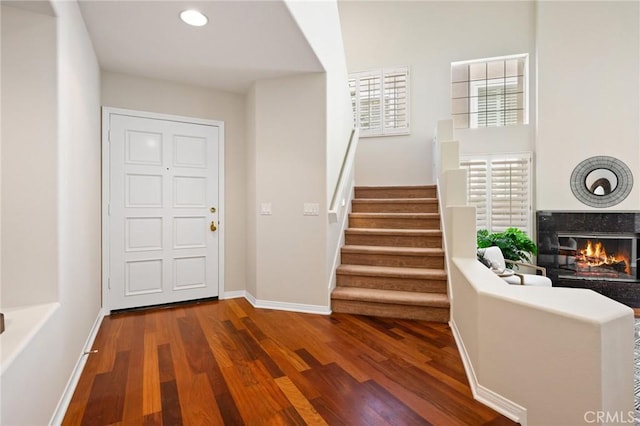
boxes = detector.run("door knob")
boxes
[210,221,217,232]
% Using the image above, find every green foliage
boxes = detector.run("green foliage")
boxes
[477,228,537,262]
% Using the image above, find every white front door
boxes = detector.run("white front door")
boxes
[106,111,221,311]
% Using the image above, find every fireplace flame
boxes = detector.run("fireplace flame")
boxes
[578,240,630,274]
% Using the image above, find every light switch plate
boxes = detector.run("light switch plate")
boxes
[303,203,320,216]
[260,203,272,215]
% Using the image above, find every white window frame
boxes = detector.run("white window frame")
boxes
[349,66,410,137]
[460,152,532,236]
[451,54,528,129]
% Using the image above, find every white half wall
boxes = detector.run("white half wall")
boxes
[451,257,634,425]
[101,72,247,293]
[536,1,640,210]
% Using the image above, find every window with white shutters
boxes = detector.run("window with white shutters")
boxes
[349,67,410,137]
[460,153,531,234]
[460,159,489,230]
[451,55,527,129]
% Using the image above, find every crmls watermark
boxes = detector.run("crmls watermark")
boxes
[583,411,637,424]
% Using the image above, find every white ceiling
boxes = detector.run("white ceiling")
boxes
[78,0,324,93]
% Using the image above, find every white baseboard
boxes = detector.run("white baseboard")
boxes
[449,319,527,426]
[475,383,527,425]
[49,308,106,426]
[244,292,331,315]
[222,290,246,300]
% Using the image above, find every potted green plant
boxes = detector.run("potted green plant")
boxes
[477,227,537,262]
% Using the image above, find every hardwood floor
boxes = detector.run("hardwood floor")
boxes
[63,298,517,425]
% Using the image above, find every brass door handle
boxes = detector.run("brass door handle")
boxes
[210,221,217,232]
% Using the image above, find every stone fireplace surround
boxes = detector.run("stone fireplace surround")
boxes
[537,211,640,307]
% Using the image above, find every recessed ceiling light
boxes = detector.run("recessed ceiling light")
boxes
[180,9,208,27]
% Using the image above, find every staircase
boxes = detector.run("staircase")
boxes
[331,185,450,322]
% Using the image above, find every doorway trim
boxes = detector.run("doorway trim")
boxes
[101,107,225,312]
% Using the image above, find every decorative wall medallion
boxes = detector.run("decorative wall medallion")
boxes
[570,156,633,208]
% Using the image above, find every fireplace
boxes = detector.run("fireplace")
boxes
[555,234,638,281]
[537,211,640,307]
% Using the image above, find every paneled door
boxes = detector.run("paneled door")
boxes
[106,111,221,311]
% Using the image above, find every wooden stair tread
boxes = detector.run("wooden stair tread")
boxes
[350,212,440,218]
[353,198,437,203]
[337,264,446,279]
[355,185,436,190]
[332,287,450,307]
[345,228,442,236]
[334,184,449,321]
[342,245,444,256]
[354,186,437,200]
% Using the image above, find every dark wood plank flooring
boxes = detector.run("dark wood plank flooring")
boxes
[63,298,517,425]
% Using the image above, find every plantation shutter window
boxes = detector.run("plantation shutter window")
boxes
[460,159,489,230]
[490,157,530,232]
[359,75,382,133]
[461,153,531,235]
[349,67,410,137]
[384,71,408,131]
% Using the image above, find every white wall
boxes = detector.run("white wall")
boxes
[1,4,58,307]
[536,1,640,210]
[285,0,354,201]
[249,73,329,308]
[339,1,535,185]
[101,72,247,294]
[1,1,102,423]
[285,0,355,300]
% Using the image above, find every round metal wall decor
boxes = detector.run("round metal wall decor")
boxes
[570,156,633,208]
